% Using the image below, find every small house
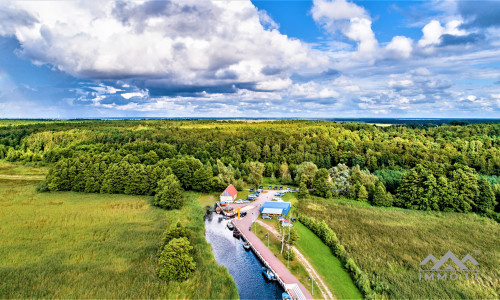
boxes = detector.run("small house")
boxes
[220,184,238,202]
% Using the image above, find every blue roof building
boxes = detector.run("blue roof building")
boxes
[260,201,291,215]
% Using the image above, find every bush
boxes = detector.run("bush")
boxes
[160,222,190,251]
[283,249,296,261]
[157,237,196,282]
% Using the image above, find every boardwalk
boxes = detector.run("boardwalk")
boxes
[233,190,313,300]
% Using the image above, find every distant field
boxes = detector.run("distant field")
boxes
[299,198,500,299]
[0,163,237,298]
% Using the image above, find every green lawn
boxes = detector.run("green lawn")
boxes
[0,163,237,299]
[294,222,362,299]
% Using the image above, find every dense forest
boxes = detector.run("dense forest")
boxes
[1,119,499,219]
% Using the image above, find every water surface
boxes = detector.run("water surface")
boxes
[205,212,283,300]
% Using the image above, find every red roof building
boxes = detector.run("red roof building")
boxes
[220,184,238,201]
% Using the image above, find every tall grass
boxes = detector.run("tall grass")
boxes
[298,198,500,299]
[0,163,237,298]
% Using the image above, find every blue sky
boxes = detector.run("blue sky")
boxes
[0,0,499,118]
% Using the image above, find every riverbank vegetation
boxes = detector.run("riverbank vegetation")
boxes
[0,162,237,298]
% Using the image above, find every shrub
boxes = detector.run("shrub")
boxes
[160,222,191,251]
[283,249,296,261]
[157,237,196,282]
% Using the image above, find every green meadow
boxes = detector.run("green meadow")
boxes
[299,198,500,299]
[294,222,362,299]
[0,161,237,298]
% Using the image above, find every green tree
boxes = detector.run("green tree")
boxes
[476,177,496,213]
[153,175,184,209]
[248,161,265,186]
[357,185,368,202]
[298,181,309,199]
[294,162,318,187]
[192,166,213,192]
[157,237,196,282]
[312,168,330,198]
[234,179,245,191]
[372,182,389,207]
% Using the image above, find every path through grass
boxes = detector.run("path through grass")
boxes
[294,222,362,299]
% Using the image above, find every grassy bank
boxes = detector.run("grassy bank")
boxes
[294,222,362,299]
[0,162,237,298]
[252,220,315,295]
[298,198,500,299]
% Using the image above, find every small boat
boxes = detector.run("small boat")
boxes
[282,292,291,300]
[243,241,251,250]
[233,229,241,239]
[262,267,276,281]
[227,221,234,230]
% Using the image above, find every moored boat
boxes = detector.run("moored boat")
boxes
[227,221,234,230]
[233,229,241,239]
[243,241,251,250]
[282,292,291,300]
[262,267,276,281]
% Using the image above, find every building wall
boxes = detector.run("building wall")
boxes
[220,195,233,202]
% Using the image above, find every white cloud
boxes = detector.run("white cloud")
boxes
[385,36,413,59]
[288,81,339,99]
[1,0,325,90]
[311,0,366,21]
[418,19,467,48]
[388,79,414,89]
[121,90,148,99]
[311,0,378,60]
[419,20,445,47]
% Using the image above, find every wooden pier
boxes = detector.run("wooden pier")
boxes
[233,210,312,300]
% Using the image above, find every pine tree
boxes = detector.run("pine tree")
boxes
[476,177,496,213]
[372,182,388,206]
[357,185,368,202]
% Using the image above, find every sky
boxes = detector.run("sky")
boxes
[0,0,499,118]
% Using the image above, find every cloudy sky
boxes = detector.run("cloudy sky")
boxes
[0,0,499,118]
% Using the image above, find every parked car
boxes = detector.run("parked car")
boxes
[274,186,278,190]
[262,214,273,219]
[268,185,272,189]
[291,218,297,223]
[235,199,244,204]
[279,185,283,189]
[272,197,282,201]
[259,186,263,189]
[287,186,291,190]
[243,200,250,203]
[240,212,247,217]
[249,188,254,192]
[277,216,285,221]
[226,199,234,203]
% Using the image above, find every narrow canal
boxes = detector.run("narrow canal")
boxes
[205,211,283,300]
